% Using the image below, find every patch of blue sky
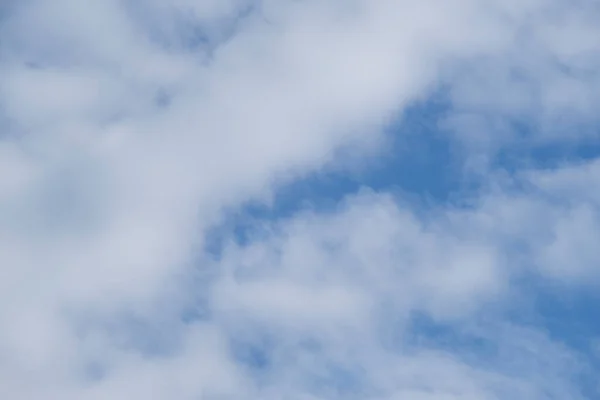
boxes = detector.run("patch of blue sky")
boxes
[203,84,600,397]
[204,87,600,252]
[492,124,600,173]
[203,94,461,256]
[525,278,600,367]
[406,309,599,399]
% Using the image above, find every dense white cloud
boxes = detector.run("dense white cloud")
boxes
[1,0,599,398]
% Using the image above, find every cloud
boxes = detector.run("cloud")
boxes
[209,190,592,399]
[1,0,599,399]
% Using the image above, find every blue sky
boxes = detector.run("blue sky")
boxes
[1,1,600,399]
[204,89,600,397]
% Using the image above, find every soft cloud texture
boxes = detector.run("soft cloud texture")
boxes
[1,0,600,399]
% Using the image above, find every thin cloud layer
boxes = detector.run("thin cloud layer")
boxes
[1,0,599,399]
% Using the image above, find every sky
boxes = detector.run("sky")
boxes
[1,0,600,399]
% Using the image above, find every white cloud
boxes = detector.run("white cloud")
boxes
[1,0,600,399]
